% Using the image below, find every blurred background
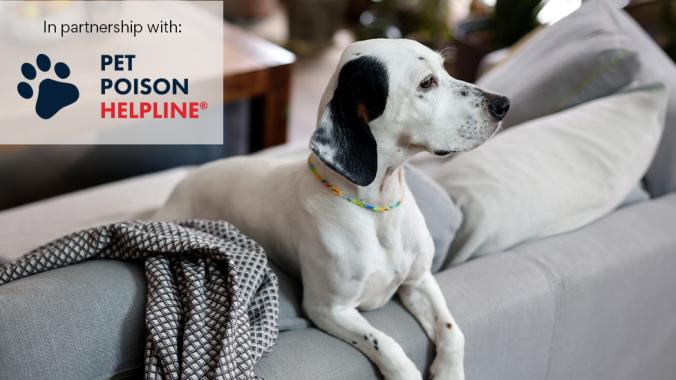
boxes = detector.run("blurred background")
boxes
[0,0,674,210]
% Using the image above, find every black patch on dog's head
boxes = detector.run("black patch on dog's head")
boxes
[310,56,388,186]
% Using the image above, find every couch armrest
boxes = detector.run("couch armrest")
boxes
[0,260,145,380]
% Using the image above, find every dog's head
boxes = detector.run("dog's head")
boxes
[310,39,510,186]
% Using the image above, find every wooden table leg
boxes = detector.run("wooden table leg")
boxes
[249,63,292,151]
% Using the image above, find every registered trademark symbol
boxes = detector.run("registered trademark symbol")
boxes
[199,101,208,110]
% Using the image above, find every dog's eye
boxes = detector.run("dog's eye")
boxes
[419,75,436,90]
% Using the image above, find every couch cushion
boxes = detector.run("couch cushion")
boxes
[605,1,676,195]
[0,167,189,264]
[432,84,668,264]
[476,0,640,129]
[406,165,463,272]
[509,192,676,380]
[478,0,676,197]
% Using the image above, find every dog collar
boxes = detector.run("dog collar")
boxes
[307,156,403,212]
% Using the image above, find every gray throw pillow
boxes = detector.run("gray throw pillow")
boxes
[599,0,676,196]
[476,1,640,129]
[406,165,463,273]
[436,84,667,264]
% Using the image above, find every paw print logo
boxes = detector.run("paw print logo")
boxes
[17,54,80,120]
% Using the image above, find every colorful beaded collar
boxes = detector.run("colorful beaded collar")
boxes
[307,156,403,212]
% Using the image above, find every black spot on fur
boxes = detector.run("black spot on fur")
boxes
[418,94,423,99]
[313,126,330,145]
[460,90,468,97]
[310,56,388,186]
[355,52,361,56]
[363,335,368,340]
[352,341,357,345]
[418,56,424,60]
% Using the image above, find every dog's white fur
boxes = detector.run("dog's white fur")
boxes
[154,39,505,380]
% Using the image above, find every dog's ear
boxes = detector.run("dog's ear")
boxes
[310,56,388,186]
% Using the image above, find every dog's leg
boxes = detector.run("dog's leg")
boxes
[305,305,423,380]
[398,272,465,380]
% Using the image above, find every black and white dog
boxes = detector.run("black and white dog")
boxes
[155,39,509,380]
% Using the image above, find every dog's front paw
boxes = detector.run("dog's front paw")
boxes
[429,357,464,380]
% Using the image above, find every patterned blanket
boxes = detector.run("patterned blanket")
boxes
[0,220,279,380]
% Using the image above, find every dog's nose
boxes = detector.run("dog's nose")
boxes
[487,94,510,121]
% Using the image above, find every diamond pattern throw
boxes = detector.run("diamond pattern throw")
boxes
[0,220,279,380]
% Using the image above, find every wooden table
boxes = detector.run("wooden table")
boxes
[224,23,295,150]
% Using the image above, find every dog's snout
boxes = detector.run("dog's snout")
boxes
[487,94,510,121]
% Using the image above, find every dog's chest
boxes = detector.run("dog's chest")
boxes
[356,222,426,310]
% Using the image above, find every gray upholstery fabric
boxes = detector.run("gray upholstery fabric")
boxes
[620,183,649,207]
[405,165,463,273]
[0,260,146,380]
[270,263,312,331]
[0,167,189,263]
[511,192,676,380]
[476,0,640,129]
[603,2,676,196]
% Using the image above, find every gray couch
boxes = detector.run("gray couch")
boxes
[1,158,675,380]
[2,3,676,380]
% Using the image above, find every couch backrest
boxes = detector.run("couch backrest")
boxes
[606,1,676,196]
